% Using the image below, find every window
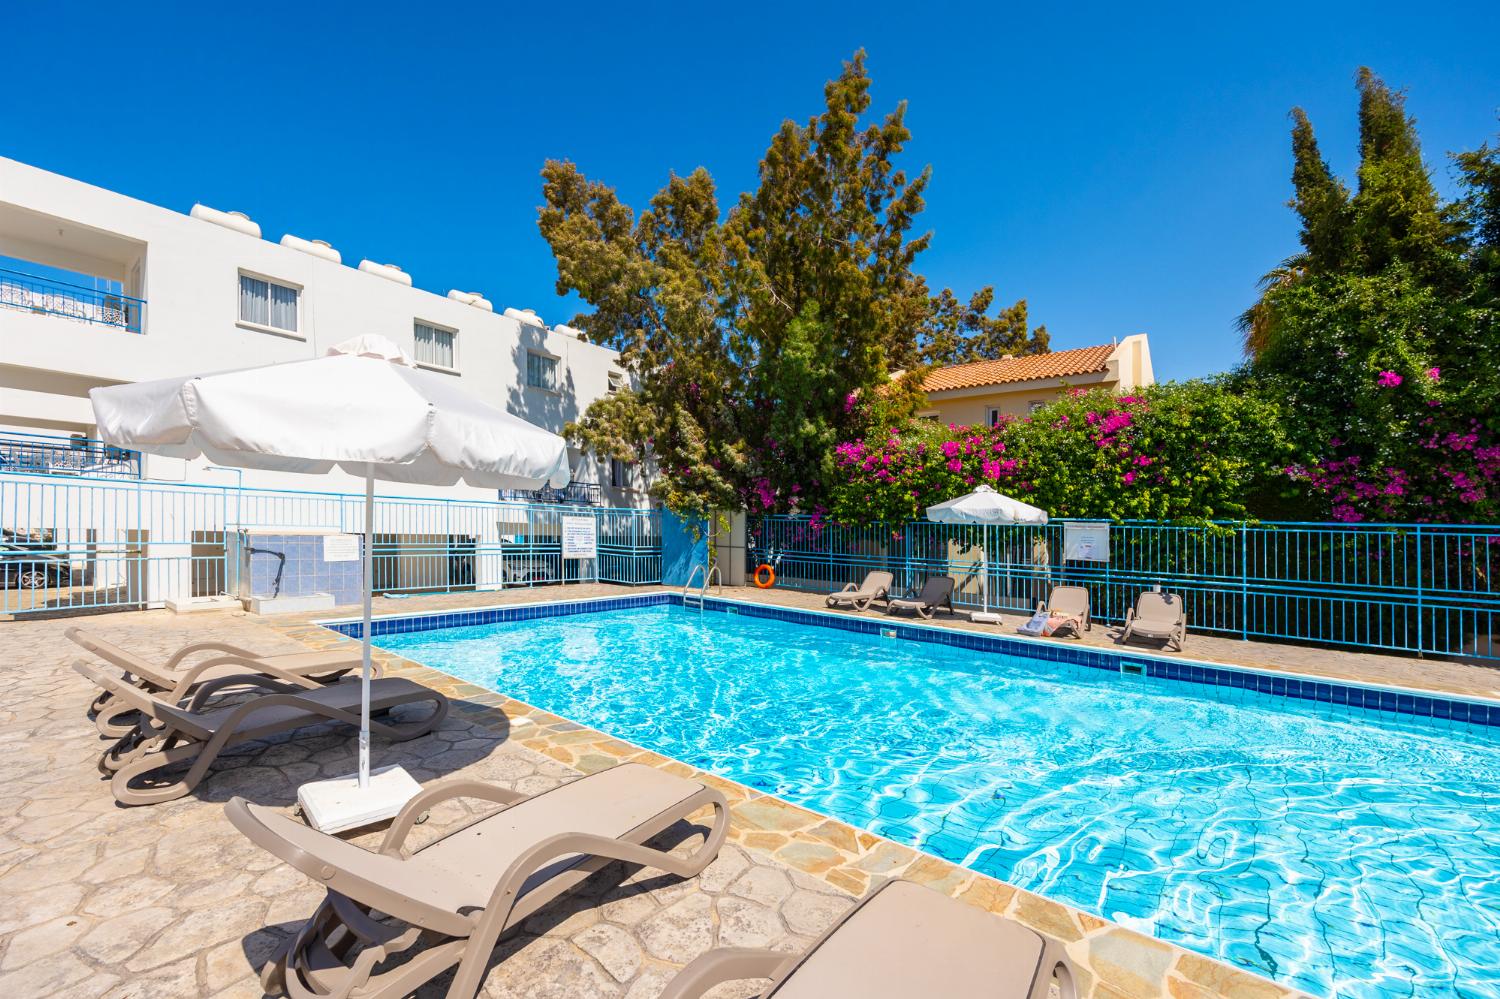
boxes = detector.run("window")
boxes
[1028,400,1047,413]
[607,371,624,394]
[413,321,457,370]
[986,407,1003,427]
[610,457,634,489]
[526,351,558,391]
[238,273,299,334]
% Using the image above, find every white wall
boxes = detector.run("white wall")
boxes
[0,157,644,507]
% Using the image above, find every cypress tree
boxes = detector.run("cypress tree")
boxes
[1288,108,1350,273]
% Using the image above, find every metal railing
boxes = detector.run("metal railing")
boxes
[750,516,1500,661]
[0,267,145,333]
[0,433,141,480]
[0,471,662,616]
[499,482,604,506]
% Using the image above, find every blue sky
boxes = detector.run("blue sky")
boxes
[3,1,1496,380]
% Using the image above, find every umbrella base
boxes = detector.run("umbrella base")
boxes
[297,765,422,834]
[969,611,1004,625]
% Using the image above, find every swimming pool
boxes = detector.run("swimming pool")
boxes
[365,597,1500,998]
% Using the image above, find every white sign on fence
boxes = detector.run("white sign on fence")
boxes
[561,516,597,559]
[322,533,361,562]
[1062,522,1110,562]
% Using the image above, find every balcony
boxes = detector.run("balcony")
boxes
[0,432,141,480]
[499,482,603,506]
[0,266,145,333]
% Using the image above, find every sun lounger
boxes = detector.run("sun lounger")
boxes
[68,627,367,738]
[885,576,955,620]
[1026,584,1090,638]
[73,661,448,806]
[827,571,894,611]
[1121,590,1187,650]
[660,878,1076,999]
[227,762,729,999]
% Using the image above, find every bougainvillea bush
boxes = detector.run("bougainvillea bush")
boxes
[826,381,1290,525]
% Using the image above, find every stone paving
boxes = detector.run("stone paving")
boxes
[2,581,1444,997]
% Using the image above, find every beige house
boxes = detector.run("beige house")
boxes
[917,334,1153,427]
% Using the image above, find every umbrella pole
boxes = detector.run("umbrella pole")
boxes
[360,465,374,790]
[983,525,989,615]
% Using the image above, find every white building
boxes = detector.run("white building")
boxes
[0,156,645,508]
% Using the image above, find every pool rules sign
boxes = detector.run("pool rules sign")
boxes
[561,516,597,560]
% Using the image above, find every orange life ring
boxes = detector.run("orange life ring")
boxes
[753,564,776,588]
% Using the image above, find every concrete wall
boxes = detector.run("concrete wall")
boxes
[0,157,644,507]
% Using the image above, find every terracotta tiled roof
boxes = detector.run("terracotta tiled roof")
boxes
[921,343,1117,393]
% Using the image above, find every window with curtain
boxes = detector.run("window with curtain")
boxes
[414,321,456,369]
[526,351,558,391]
[238,273,299,333]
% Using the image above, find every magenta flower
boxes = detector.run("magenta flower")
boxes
[1122,471,1137,485]
[946,458,963,474]
[940,441,960,459]
[1427,367,1441,382]
[1376,371,1403,388]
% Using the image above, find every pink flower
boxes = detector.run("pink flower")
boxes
[940,441,960,459]
[843,392,858,414]
[1134,455,1153,467]
[1376,370,1403,388]
[1427,367,1441,382]
[1122,471,1137,485]
[946,458,963,474]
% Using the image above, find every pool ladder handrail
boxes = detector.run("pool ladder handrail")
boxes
[682,562,721,611]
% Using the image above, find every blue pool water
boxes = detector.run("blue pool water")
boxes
[375,603,1500,998]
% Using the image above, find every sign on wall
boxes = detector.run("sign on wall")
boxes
[1062,522,1110,562]
[561,516,597,560]
[322,533,361,562]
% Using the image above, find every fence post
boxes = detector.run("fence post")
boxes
[1415,524,1425,656]
[1239,524,1249,641]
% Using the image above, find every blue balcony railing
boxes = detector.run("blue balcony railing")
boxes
[0,267,145,333]
[499,482,603,506]
[0,433,141,480]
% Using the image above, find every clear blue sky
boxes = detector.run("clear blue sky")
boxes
[4,1,1496,380]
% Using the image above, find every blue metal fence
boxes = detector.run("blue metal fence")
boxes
[0,266,145,333]
[0,471,661,616]
[0,432,140,480]
[749,516,1500,661]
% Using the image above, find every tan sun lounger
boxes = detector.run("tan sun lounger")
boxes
[1121,590,1188,650]
[68,627,367,738]
[1039,584,1091,637]
[885,575,956,620]
[74,661,448,806]
[228,762,729,999]
[827,571,894,611]
[660,878,1077,999]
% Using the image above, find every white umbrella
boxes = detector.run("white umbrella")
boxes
[925,485,1048,618]
[90,335,570,818]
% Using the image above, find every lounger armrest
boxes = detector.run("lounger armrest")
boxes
[167,656,331,700]
[185,673,307,711]
[656,947,794,999]
[838,582,856,592]
[163,640,266,669]
[379,781,529,855]
[484,790,728,930]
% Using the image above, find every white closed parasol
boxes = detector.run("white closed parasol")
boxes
[925,485,1048,622]
[90,335,571,827]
